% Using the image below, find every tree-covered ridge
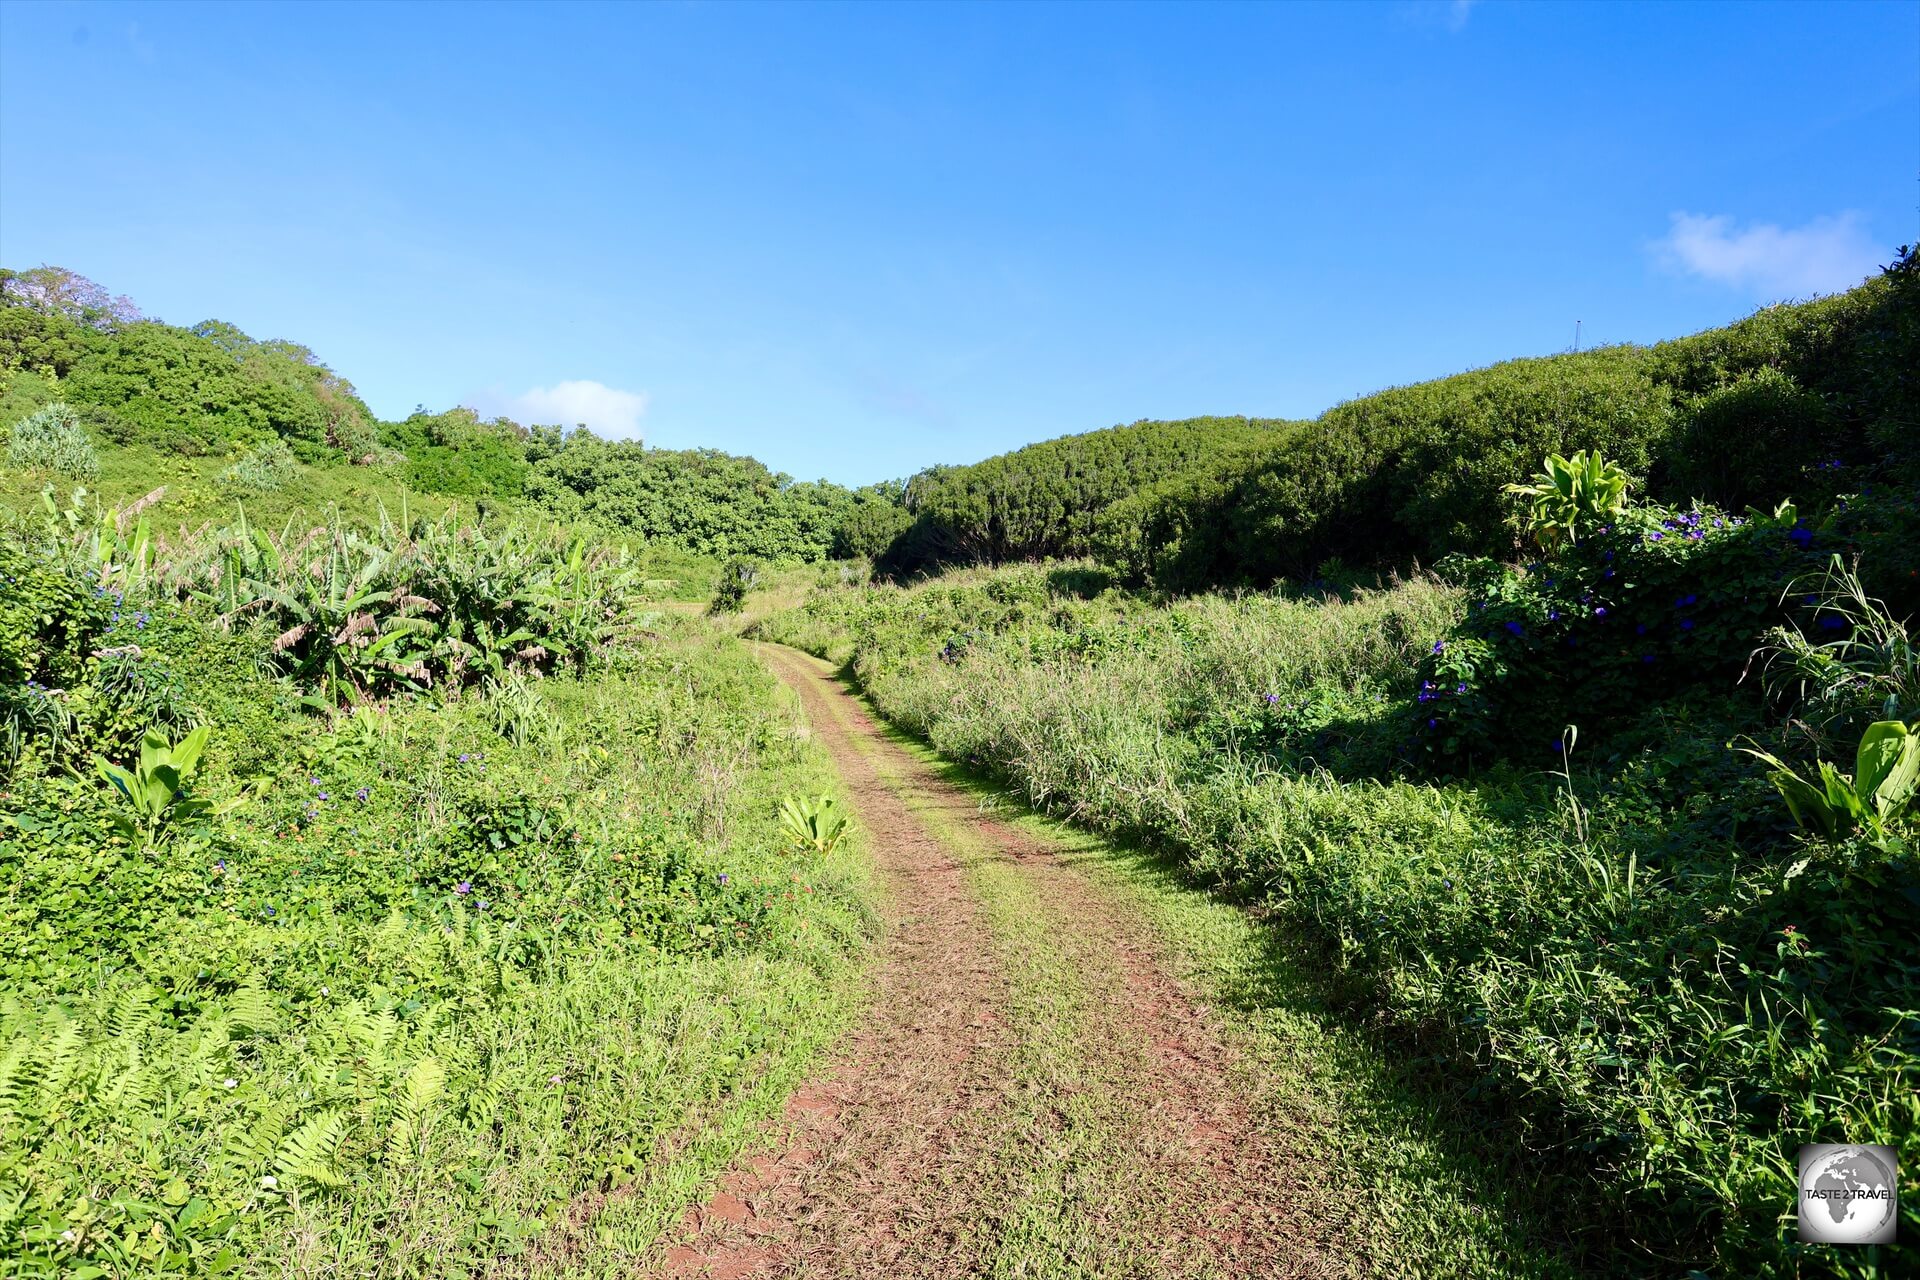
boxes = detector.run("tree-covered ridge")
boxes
[1093,248,1918,591]
[2,267,381,462]
[0,267,891,565]
[526,437,861,561]
[881,415,1299,574]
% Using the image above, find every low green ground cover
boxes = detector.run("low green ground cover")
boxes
[0,498,874,1276]
[754,488,1919,1275]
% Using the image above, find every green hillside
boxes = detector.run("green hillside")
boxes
[0,267,887,587]
[864,249,1917,595]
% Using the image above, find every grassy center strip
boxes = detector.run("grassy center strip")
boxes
[809,669,1234,1278]
[863,704,1592,1280]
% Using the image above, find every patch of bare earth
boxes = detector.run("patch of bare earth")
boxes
[643,645,1338,1279]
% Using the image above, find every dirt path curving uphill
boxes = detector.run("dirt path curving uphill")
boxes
[644,644,1339,1280]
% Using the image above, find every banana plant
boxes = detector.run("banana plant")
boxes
[1504,450,1631,551]
[1737,720,1920,850]
[97,726,245,848]
[778,795,850,855]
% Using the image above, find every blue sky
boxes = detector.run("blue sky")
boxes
[2,1,1915,485]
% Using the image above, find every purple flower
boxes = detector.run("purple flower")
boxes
[1642,653,1657,663]
[317,792,329,802]
[1504,621,1525,637]
[1594,606,1608,618]
[1431,640,1446,655]
[455,881,471,894]
[213,860,226,872]
[1680,619,1695,631]
[1648,532,1664,542]
[1676,594,1697,607]
[717,873,730,885]
[458,753,471,763]
[1454,682,1466,694]
[1262,692,1280,704]
[355,786,370,802]
[1788,525,1813,548]
[1427,718,1438,729]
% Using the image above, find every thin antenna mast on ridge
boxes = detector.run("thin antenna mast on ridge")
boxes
[1574,320,1582,353]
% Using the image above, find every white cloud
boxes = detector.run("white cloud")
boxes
[1446,0,1478,32]
[473,380,650,439]
[1653,211,1885,299]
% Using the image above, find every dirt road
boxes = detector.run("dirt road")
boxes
[647,644,1338,1280]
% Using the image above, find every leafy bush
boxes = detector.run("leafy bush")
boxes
[1093,251,1916,593]
[1658,366,1834,509]
[385,407,531,499]
[1738,719,1919,848]
[1413,501,1823,767]
[882,416,1294,576]
[708,557,760,614]
[5,402,98,479]
[1101,351,1672,589]
[527,437,860,562]
[831,487,911,560]
[218,437,300,494]
[1504,448,1631,551]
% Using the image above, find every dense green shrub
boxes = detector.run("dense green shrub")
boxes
[63,321,375,459]
[4,402,99,479]
[708,557,760,615]
[0,305,94,385]
[1657,366,1836,509]
[881,416,1295,576]
[1095,251,1916,593]
[527,437,860,562]
[384,407,531,499]
[218,438,300,494]
[1414,501,1823,767]
[1099,351,1673,590]
[831,486,912,560]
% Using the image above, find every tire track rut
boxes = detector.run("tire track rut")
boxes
[644,644,1336,1279]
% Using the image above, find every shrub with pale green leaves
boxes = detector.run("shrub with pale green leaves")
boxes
[5,402,98,479]
[218,438,300,494]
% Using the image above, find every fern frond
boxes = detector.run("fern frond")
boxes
[384,1056,446,1165]
[227,983,279,1035]
[274,1110,349,1190]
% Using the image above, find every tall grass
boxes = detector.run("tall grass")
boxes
[756,562,1919,1276]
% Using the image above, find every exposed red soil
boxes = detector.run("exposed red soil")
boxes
[637,644,1339,1279]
